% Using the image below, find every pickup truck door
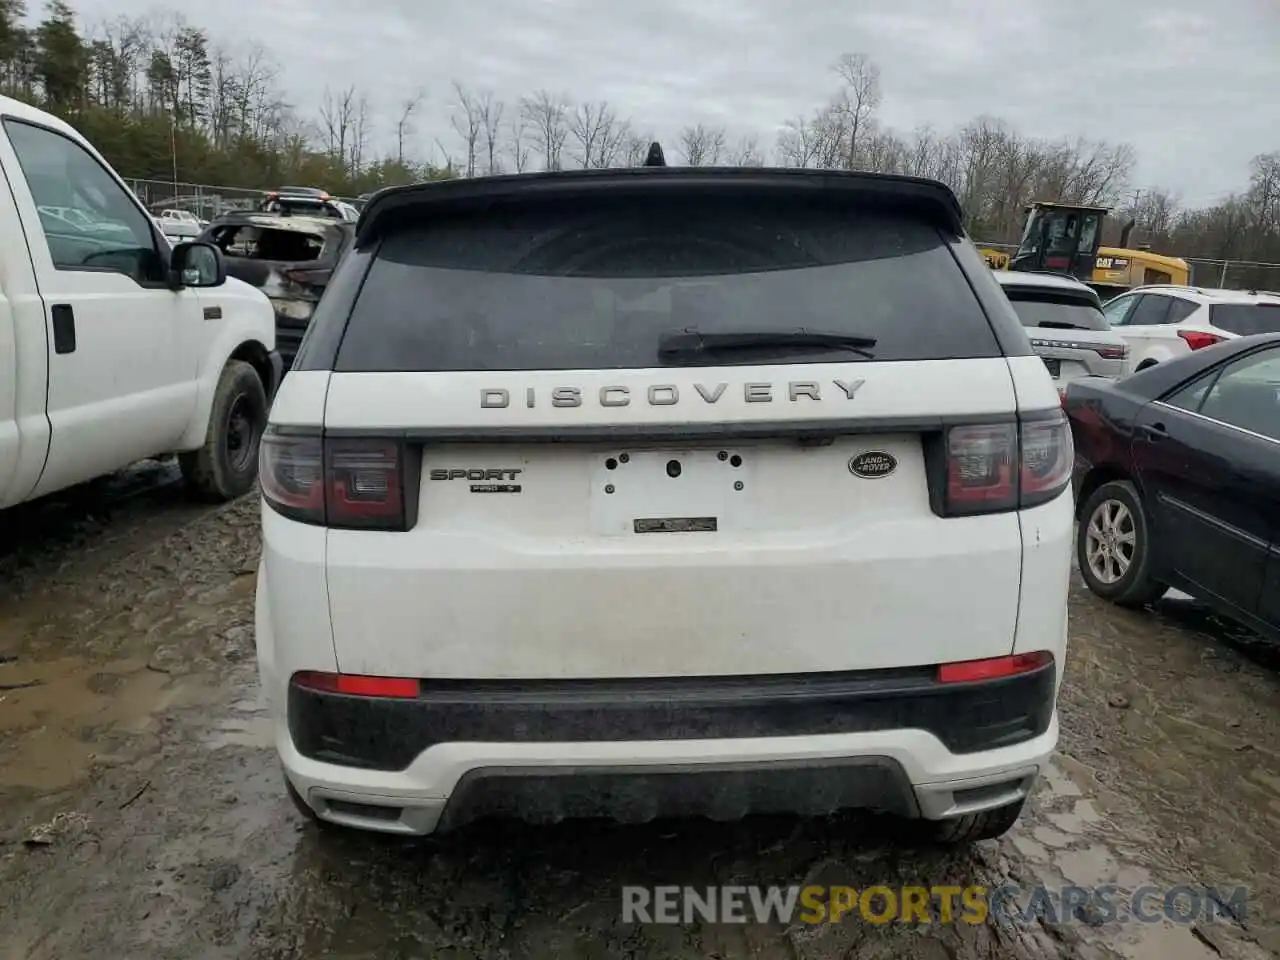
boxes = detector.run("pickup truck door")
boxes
[1135,344,1280,619]
[0,116,200,498]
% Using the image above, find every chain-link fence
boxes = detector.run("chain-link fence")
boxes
[973,240,1280,293]
[123,179,268,220]
[1186,259,1280,293]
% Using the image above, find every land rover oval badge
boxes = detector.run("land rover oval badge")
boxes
[849,451,897,479]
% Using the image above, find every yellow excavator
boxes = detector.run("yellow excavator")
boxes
[981,202,1190,298]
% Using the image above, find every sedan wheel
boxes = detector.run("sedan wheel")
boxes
[1084,498,1136,584]
[1076,479,1167,607]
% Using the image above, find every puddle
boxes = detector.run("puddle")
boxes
[1012,756,1268,960]
[0,655,220,790]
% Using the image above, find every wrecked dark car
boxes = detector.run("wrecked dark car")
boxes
[200,212,354,369]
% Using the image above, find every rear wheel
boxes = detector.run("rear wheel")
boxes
[180,360,267,501]
[909,798,1026,845]
[1077,480,1166,607]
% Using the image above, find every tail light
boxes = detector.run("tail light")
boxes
[260,429,418,530]
[294,671,420,698]
[932,413,1073,516]
[1178,330,1224,351]
[1092,343,1128,360]
[937,650,1053,684]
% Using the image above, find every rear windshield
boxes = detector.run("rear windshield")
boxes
[1004,292,1109,331]
[208,223,328,262]
[334,198,1000,372]
[1209,304,1280,336]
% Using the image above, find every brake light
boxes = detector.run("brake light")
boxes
[260,429,417,531]
[294,671,420,698]
[1178,330,1224,351]
[1092,343,1128,360]
[937,651,1053,684]
[935,414,1073,516]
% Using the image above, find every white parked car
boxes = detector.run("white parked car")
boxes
[993,271,1129,394]
[0,96,280,509]
[156,208,205,240]
[1101,284,1280,372]
[256,166,1073,843]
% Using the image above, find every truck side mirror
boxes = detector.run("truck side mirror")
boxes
[169,241,226,289]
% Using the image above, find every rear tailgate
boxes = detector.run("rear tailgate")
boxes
[319,183,1031,679]
[1025,328,1128,382]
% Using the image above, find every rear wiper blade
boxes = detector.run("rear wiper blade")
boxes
[658,328,878,361]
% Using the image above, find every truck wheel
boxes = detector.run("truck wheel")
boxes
[180,360,267,502]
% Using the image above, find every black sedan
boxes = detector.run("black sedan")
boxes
[1065,332,1280,642]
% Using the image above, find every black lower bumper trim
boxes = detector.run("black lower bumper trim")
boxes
[437,758,920,831]
[288,662,1056,773]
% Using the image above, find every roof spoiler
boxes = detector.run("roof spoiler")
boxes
[356,169,965,247]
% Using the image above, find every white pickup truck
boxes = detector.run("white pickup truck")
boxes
[0,95,281,510]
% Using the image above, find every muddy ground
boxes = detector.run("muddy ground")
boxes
[0,465,1278,960]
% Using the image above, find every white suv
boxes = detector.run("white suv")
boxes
[255,168,1074,842]
[993,271,1129,394]
[1102,284,1280,371]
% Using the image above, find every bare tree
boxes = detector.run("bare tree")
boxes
[318,84,356,162]
[678,123,726,166]
[396,88,424,164]
[520,89,569,171]
[348,91,371,173]
[727,134,764,166]
[450,81,482,177]
[568,100,619,168]
[507,113,532,173]
[476,91,505,175]
[776,114,820,168]
[832,53,881,169]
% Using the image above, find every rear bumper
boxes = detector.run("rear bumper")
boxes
[288,663,1056,771]
[274,665,1058,835]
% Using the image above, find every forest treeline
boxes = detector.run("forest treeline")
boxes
[4,1,1279,283]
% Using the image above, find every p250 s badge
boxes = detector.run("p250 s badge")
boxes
[849,451,897,479]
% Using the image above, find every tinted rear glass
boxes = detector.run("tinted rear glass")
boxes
[1004,292,1109,331]
[334,198,999,372]
[1209,304,1280,336]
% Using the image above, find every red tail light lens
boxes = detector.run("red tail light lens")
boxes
[260,430,417,530]
[936,414,1073,516]
[1019,416,1075,505]
[1178,330,1225,351]
[294,671,420,698]
[945,423,1017,512]
[259,433,324,522]
[326,438,405,528]
[1092,343,1128,360]
[937,650,1053,684]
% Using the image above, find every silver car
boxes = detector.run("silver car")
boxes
[993,271,1129,393]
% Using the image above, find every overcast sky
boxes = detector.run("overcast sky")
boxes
[79,0,1280,207]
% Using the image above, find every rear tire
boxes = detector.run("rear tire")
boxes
[180,360,267,502]
[911,798,1026,845]
[1077,480,1166,607]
